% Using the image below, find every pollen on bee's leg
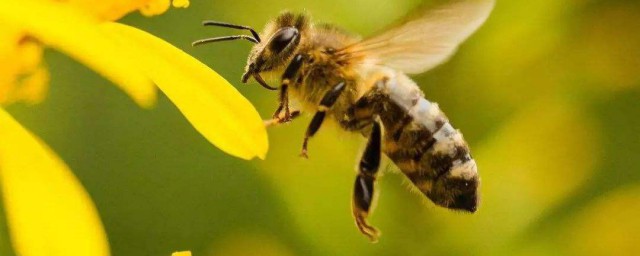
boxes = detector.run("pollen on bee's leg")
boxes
[264,110,300,127]
[264,119,278,127]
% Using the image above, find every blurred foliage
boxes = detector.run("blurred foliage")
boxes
[2,0,640,255]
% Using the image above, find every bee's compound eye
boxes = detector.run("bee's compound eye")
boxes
[269,27,298,54]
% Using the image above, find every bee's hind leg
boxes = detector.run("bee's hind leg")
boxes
[299,81,346,158]
[352,120,382,242]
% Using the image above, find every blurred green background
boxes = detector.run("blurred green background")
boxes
[3,0,640,255]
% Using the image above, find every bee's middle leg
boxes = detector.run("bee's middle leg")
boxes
[299,81,346,158]
[352,121,382,242]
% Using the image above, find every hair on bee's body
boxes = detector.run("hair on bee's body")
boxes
[252,13,364,118]
[194,0,494,242]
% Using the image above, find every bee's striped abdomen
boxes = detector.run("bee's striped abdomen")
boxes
[377,72,479,212]
[380,98,474,176]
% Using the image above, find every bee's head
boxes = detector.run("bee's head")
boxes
[193,12,309,90]
[242,12,309,88]
[427,160,479,213]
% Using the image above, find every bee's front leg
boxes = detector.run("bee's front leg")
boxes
[300,81,346,158]
[270,54,306,124]
[352,121,382,242]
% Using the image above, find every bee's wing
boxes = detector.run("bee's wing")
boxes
[343,0,494,74]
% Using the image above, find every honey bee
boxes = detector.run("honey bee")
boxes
[194,0,494,242]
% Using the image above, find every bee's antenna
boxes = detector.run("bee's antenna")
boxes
[192,35,258,46]
[201,20,261,43]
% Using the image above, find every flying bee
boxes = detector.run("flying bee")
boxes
[194,0,494,242]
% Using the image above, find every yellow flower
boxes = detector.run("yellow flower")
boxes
[0,0,268,159]
[0,26,48,105]
[0,0,268,255]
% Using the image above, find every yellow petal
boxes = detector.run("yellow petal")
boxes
[172,0,190,8]
[16,39,43,72]
[171,251,192,256]
[15,66,50,105]
[63,0,149,21]
[0,0,156,107]
[63,0,187,21]
[0,24,46,105]
[100,23,268,160]
[139,0,171,17]
[0,108,110,256]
